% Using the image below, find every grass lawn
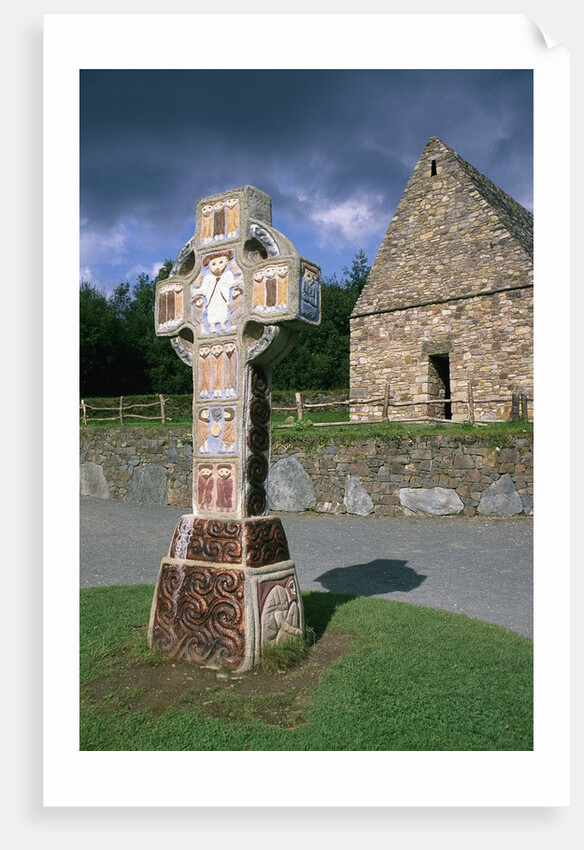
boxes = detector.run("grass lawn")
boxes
[80,585,533,751]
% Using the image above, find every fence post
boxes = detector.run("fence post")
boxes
[511,392,519,421]
[295,392,304,421]
[520,392,528,421]
[160,394,166,426]
[119,396,124,426]
[467,381,475,424]
[382,383,390,420]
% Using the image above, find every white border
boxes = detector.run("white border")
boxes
[43,13,569,808]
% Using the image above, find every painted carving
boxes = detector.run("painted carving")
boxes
[258,576,302,646]
[196,461,237,514]
[196,406,237,454]
[300,261,320,321]
[201,197,240,245]
[197,341,238,399]
[191,250,244,334]
[157,282,184,331]
[170,517,243,564]
[150,562,245,667]
[201,203,214,244]
[252,263,289,314]
[225,197,240,238]
[245,517,291,567]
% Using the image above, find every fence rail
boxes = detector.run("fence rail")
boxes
[80,394,169,426]
[80,383,532,429]
[273,383,532,427]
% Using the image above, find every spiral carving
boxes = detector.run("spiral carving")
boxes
[246,365,270,517]
[245,518,291,567]
[249,396,271,428]
[150,562,245,667]
[251,367,269,396]
[170,518,243,563]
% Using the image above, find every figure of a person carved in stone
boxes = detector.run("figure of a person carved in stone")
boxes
[216,464,234,511]
[198,345,212,398]
[223,341,237,397]
[197,463,214,509]
[211,343,224,397]
[221,407,236,453]
[192,250,242,333]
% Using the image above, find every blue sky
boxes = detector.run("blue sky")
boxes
[80,69,533,295]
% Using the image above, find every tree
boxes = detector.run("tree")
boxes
[344,247,371,295]
[79,281,121,397]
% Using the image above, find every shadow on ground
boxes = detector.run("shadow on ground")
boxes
[314,559,427,597]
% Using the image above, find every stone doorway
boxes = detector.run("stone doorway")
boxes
[428,353,452,420]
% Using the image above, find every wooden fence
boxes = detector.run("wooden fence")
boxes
[273,383,532,428]
[80,384,532,429]
[80,395,169,426]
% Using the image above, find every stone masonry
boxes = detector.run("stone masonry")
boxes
[80,427,533,518]
[350,137,533,423]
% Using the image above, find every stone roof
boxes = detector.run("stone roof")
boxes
[446,141,533,255]
[352,136,533,317]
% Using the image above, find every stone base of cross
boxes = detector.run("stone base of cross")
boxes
[147,186,321,671]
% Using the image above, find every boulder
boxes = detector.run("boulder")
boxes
[344,475,374,516]
[80,461,109,499]
[268,455,316,512]
[126,464,167,505]
[477,473,523,516]
[399,486,464,516]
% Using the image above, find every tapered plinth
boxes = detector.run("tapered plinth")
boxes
[148,515,305,671]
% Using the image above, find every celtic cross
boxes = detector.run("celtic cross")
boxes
[148,186,321,672]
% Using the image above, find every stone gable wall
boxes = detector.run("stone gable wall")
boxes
[352,136,533,315]
[80,428,533,518]
[350,137,533,423]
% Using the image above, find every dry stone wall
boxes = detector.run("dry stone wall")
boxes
[80,427,532,518]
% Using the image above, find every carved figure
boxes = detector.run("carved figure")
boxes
[277,264,288,310]
[211,343,224,397]
[197,408,211,452]
[216,464,234,511]
[213,200,226,241]
[225,197,239,238]
[201,203,214,244]
[197,463,214,509]
[198,345,212,398]
[192,250,243,334]
[221,407,236,453]
[260,577,302,645]
[264,265,277,311]
[223,341,237,397]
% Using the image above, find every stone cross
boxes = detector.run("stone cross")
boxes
[148,186,321,672]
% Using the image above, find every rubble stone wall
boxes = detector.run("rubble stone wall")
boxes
[80,427,533,517]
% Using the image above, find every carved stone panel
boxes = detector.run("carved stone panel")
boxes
[258,575,302,647]
[245,517,291,567]
[170,516,243,563]
[149,562,245,668]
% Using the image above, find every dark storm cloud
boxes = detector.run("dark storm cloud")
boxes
[80,68,533,291]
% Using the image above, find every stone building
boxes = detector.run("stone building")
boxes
[349,136,533,423]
